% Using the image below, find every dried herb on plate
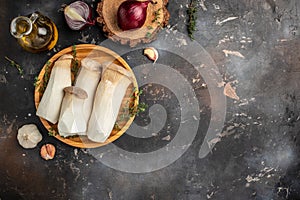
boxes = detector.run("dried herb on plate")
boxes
[129,88,148,117]
[71,45,80,84]
[38,60,52,94]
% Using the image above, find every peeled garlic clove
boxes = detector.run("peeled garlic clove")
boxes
[144,47,158,63]
[17,124,43,149]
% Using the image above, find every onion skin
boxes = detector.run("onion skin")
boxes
[64,1,95,30]
[117,0,153,31]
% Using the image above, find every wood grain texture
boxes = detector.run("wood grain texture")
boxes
[96,0,170,47]
[34,44,139,148]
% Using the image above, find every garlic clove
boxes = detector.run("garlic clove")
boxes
[40,144,56,160]
[17,124,43,149]
[144,47,158,63]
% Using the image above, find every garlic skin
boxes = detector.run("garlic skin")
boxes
[17,124,43,149]
[144,47,158,63]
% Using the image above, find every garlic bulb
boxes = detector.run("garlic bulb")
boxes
[87,63,133,143]
[36,54,72,124]
[17,124,43,149]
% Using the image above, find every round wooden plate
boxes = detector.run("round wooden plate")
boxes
[96,0,170,47]
[34,44,139,148]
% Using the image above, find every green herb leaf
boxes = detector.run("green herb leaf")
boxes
[33,76,40,87]
[39,61,52,94]
[187,0,198,40]
[128,88,148,117]
[71,45,80,84]
[5,56,23,75]
[48,127,57,136]
[146,32,152,38]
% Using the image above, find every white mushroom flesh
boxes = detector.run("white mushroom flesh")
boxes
[36,54,73,124]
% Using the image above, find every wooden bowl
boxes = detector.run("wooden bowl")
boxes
[96,0,170,47]
[34,44,139,148]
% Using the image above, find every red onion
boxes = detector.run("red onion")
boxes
[117,0,154,31]
[64,1,95,30]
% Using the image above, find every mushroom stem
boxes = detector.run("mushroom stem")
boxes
[58,86,88,137]
[36,55,73,124]
[87,63,133,143]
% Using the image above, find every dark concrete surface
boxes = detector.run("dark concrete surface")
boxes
[0,0,300,199]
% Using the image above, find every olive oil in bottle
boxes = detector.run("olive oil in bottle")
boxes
[10,12,58,53]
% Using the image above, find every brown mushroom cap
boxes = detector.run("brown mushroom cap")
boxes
[63,86,88,99]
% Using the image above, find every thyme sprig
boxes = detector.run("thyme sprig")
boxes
[152,8,162,23]
[71,45,80,83]
[33,76,40,87]
[38,60,52,94]
[48,127,57,136]
[187,0,198,40]
[131,102,148,116]
[129,89,148,117]
[5,56,23,75]
[145,7,163,38]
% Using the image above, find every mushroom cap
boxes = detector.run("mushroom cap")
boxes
[63,86,88,99]
[81,58,103,72]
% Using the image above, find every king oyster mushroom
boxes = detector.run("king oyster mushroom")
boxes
[36,54,73,124]
[74,58,102,126]
[87,63,133,143]
[58,86,88,137]
[17,124,43,149]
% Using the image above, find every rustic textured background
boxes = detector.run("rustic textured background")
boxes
[0,0,299,199]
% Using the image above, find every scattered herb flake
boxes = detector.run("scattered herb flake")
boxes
[39,61,52,94]
[71,45,80,84]
[146,32,152,38]
[5,56,23,75]
[147,25,153,30]
[33,76,40,87]
[114,123,121,131]
[48,127,57,136]
[129,88,148,117]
